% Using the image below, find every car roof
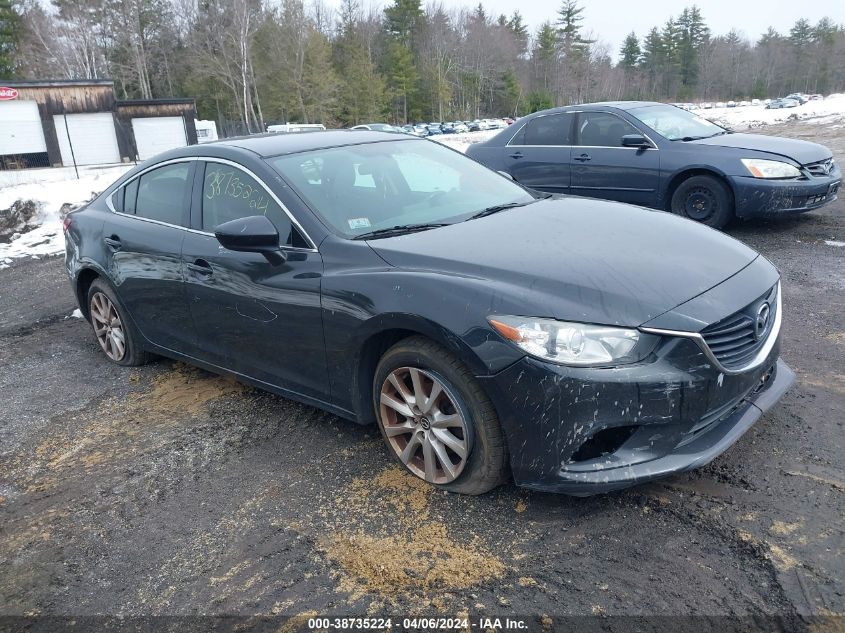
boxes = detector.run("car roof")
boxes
[200,130,413,158]
[526,101,665,118]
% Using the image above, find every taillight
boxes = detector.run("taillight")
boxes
[63,216,72,232]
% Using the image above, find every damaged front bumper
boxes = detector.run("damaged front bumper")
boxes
[477,335,794,496]
[731,167,841,218]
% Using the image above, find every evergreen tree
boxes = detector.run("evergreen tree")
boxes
[383,0,423,48]
[676,5,709,93]
[507,11,528,55]
[0,0,21,77]
[619,32,640,69]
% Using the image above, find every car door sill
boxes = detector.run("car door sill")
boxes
[142,342,357,422]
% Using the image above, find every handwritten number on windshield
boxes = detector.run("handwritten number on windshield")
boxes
[206,169,269,214]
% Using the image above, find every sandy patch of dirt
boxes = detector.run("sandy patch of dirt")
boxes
[345,466,432,516]
[770,520,804,536]
[320,522,504,599]
[133,363,245,416]
[15,364,247,491]
[317,465,508,603]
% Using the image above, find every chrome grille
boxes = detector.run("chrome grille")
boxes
[701,284,779,370]
[805,158,834,176]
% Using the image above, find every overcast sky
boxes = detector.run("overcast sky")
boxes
[325,0,845,59]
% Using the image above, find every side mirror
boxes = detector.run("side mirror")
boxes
[498,170,514,180]
[214,215,287,265]
[621,134,652,148]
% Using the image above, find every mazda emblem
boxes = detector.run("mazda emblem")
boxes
[754,302,771,340]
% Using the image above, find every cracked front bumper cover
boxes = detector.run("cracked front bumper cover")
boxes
[478,335,794,496]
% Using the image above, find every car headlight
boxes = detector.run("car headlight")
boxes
[488,316,659,366]
[741,158,801,179]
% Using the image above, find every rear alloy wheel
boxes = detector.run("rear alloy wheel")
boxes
[373,336,508,495]
[90,291,125,361]
[86,278,150,366]
[671,175,734,229]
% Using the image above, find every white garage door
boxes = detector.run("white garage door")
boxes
[131,117,187,160]
[53,113,121,166]
[0,101,47,155]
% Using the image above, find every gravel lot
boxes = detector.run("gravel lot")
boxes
[0,121,843,631]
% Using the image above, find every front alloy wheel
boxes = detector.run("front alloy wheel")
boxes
[379,367,471,484]
[90,291,126,361]
[373,336,508,495]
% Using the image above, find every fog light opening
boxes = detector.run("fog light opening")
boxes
[570,425,639,462]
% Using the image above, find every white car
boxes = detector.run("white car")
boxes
[751,99,761,105]
[715,102,726,108]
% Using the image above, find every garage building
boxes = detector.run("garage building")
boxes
[0,79,198,170]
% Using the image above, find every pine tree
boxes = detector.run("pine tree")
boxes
[507,11,528,55]
[386,40,417,122]
[0,0,21,77]
[383,0,423,48]
[619,32,640,69]
[675,5,709,95]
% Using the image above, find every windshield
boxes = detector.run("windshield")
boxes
[268,139,534,238]
[628,104,726,141]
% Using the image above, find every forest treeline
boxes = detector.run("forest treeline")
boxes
[1,0,844,132]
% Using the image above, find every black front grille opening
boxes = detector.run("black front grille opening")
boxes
[701,284,778,370]
[570,425,639,463]
[805,159,833,177]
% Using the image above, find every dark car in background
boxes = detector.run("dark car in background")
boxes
[467,101,840,228]
[65,131,793,496]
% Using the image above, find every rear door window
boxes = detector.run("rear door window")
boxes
[520,113,574,146]
[134,162,192,225]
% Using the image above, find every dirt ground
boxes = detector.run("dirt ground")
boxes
[0,121,843,632]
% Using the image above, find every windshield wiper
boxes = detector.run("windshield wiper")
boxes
[351,223,451,240]
[467,200,532,220]
[680,130,732,142]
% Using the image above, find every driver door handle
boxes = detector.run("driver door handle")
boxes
[574,153,592,162]
[509,151,524,159]
[187,259,213,277]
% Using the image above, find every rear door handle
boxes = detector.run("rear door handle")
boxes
[187,259,213,277]
[103,236,122,251]
[509,151,524,159]
[574,153,592,162]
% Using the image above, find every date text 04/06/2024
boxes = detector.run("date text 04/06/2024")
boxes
[306,617,529,630]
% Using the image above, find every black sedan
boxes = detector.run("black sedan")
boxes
[466,102,841,228]
[64,131,794,495]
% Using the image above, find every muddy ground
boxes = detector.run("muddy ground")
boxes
[0,121,843,632]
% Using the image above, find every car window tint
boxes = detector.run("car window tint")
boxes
[202,163,298,246]
[134,163,191,225]
[124,178,139,214]
[577,112,639,147]
[522,113,573,145]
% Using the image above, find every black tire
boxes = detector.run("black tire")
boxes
[373,336,509,495]
[670,174,734,229]
[86,278,150,367]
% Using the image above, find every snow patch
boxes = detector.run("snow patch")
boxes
[70,308,83,319]
[705,95,845,130]
[825,240,845,247]
[431,129,501,153]
[0,167,132,268]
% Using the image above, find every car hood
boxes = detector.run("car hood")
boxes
[689,132,831,164]
[368,197,761,327]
